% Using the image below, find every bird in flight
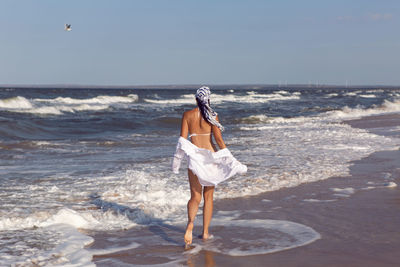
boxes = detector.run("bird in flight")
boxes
[64,24,71,31]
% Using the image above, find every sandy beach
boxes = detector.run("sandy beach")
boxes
[89,113,400,267]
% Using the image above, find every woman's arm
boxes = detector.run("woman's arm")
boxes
[180,112,189,138]
[212,115,226,149]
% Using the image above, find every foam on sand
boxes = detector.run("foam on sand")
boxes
[303,199,337,203]
[331,187,355,197]
[385,182,397,188]
[89,242,141,256]
[362,181,397,190]
[261,199,272,202]
[88,216,320,265]
[192,218,320,256]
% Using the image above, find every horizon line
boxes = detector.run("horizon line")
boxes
[0,83,399,89]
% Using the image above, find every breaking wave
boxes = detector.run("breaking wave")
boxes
[0,94,139,115]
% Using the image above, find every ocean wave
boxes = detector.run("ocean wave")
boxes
[358,94,377,98]
[325,99,400,119]
[144,91,301,105]
[144,94,194,104]
[235,121,397,200]
[13,104,109,115]
[0,94,139,115]
[365,89,385,93]
[35,94,139,105]
[0,168,188,232]
[233,99,399,199]
[0,210,94,266]
[343,92,358,96]
[324,93,339,98]
[1,114,397,263]
[238,114,272,124]
[2,87,399,265]
[238,99,400,126]
[0,96,33,109]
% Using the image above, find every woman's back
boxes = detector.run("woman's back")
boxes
[181,108,226,152]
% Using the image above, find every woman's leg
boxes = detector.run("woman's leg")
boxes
[184,169,202,246]
[202,185,214,239]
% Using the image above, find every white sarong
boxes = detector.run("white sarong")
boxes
[172,137,247,186]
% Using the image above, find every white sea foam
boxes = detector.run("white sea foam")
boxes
[365,89,385,93]
[274,90,290,94]
[385,182,397,188]
[0,167,189,232]
[2,89,400,265]
[97,169,190,225]
[331,187,355,197]
[144,91,301,105]
[303,199,337,203]
[95,258,184,267]
[324,99,400,120]
[325,93,338,98]
[197,218,320,256]
[237,123,395,194]
[362,181,397,190]
[361,186,377,190]
[0,222,94,267]
[144,94,194,104]
[0,94,139,115]
[88,215,320,263]
[239,115,310,128]
[90,242,141,256]
[0,96,33,109]
[331,187,355,194]
[36,94,138,105]
[0,208,100,232]
[343,92,358,96]
[359,94,377,98]
[239,99,400,126]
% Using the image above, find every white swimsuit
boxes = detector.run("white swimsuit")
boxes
[172,137,247,186]
[189,133,211,138]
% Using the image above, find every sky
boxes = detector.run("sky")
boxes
[0,0,399,86]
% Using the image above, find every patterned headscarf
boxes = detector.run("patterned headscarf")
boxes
[195,86,224,131]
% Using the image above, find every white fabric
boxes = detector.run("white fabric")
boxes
[172,137,247,186]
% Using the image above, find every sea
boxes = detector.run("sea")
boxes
[0,86,399,266]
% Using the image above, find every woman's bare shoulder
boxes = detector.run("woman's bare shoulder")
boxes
[183,108,197,118]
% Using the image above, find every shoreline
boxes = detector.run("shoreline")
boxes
[90,113,400,266]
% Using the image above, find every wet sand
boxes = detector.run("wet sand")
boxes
[90,114,400,266]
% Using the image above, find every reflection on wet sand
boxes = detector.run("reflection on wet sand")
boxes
[187,250,216,267]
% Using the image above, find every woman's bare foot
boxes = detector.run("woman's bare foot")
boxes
[184,222,194,247]
[201,233,213,240]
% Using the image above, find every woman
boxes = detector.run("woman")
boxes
[172,86,247,247]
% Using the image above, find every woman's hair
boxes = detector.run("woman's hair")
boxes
[196,97,210,122]
[195,86,224,131]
